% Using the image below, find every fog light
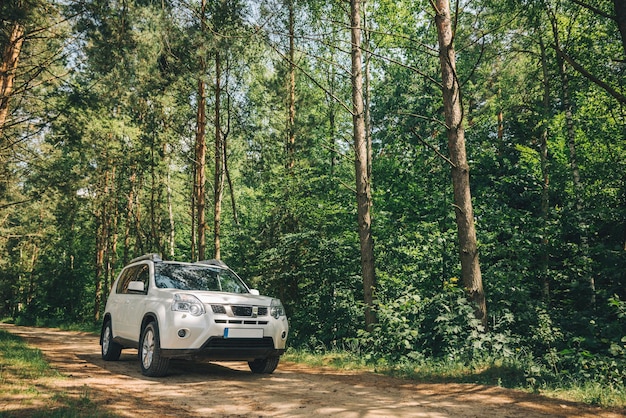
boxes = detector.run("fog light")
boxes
[178,329,188,338]
[281,331,287,340]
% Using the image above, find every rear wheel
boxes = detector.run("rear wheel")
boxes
[248,356,280,374]
[139,321,170,377]
[101,320,122,361]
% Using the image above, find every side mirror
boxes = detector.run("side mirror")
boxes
[128,281,145,293]
[249,289,260,296]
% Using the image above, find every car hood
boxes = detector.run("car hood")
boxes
[170,290,275,306]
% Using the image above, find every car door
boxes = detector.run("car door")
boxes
[124,263,150,341]
[109,267,134,339]
[114,263,149,340]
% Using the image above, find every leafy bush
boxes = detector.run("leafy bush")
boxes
[357,286,518,364]
[356,287,424,363]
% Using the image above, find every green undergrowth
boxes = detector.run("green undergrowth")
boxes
[0,329,116,417]
[0,329,57,381]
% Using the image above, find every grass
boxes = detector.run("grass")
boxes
[284,348,370,371]
[0,329,58,381]
[284,348,626,410]
[0,329,116,417]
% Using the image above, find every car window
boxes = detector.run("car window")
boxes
[155,263,248,293]
[134,264,149,293]
[219,273,245,293]
[116,264,149,294]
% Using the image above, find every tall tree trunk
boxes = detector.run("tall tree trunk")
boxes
[496,88,504,158]
[350,0,376,330]
[194,0,208,261]
[27,243,39,307]
[107,165,118,296]
[214,52,224,260]
[287,0,296,171]
[150,143,159,252]
[195,75,207,261]
[123,171,136,265]
[190,165,196,261]
[613,0,626,56]
[327,56,338,174]
[167,166,175,259]
[433,0,487,326]
[0,22,25,138]
[539,37,551,302]
[94,168,112,322]
[223,82,238,227]
[363,0,372,182]
[134,183,144,254]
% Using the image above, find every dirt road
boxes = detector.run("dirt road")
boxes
[1,324,624,417]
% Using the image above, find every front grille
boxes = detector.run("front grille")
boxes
[211,305,226,314]
[232,305,252,316]
[231,305,268,317]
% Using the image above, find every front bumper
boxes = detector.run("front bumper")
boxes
[157,308,289,360]
[161,336,286,360]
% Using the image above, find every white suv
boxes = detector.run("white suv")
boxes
[100,254,289,377]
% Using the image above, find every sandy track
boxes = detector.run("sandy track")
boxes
[1,324,624,417]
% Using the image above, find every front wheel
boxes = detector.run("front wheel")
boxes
[248,356,280,374]
[139,322,170,377]
[101,320,122,361]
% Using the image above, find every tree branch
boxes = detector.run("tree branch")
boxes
[569,0,615,20]
[409,126,456,168]
[556,48,626,104]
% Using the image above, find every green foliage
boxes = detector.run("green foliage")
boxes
[1,0,626,405]
[358,286,518,364]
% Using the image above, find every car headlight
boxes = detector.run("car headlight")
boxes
[171,294,205,316]
[270,299,285,319]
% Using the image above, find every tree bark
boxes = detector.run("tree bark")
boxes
[363,0,373,183]
[167,167,175,259]
[287,0,296,172]
[194,0,208,261]
[0,22,25,139]
[614,0,626,56]
[539,37,551,302]
[433,0,487,326]
[214,52,224,260]
[123,171,136,265]
[195,75,207,261]
[351,0,376,330]
[107,165,118,295]
[94,168,113,322]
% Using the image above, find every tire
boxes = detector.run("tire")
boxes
[101,320,122,361]
[139,321,170,377]
[248,356,280,374]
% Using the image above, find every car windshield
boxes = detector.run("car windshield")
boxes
[154,263,249,293]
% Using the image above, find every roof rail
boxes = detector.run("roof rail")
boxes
[129,253,162,264]
[196,259,228,268]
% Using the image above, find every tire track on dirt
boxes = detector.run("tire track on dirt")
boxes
[1,324,624,418]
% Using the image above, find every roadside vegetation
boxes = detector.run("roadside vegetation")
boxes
[0,328,115,417]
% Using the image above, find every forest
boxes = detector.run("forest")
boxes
[1,0,625,400]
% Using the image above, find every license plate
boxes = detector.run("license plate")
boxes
[224,328,263,339]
